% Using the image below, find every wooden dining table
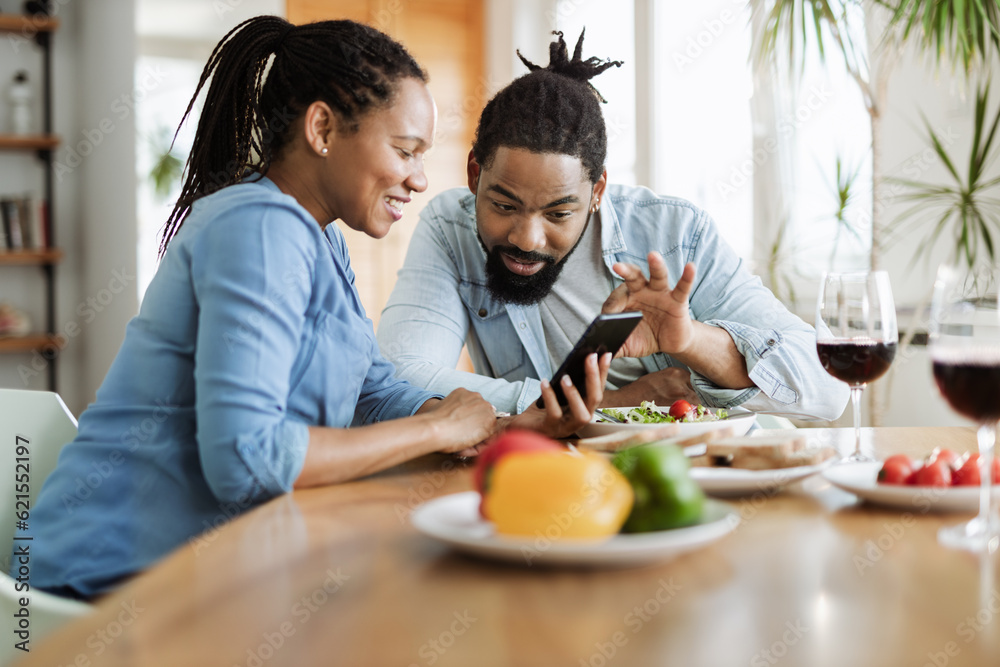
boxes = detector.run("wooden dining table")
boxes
[17,427,1000,667]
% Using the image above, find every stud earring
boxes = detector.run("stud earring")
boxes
[320,147,328,155]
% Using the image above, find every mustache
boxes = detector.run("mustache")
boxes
[492,245,555,265]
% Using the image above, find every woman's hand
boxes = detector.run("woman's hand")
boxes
[419,388,497,455]
[603,252,696,358]
[508,352,612,439]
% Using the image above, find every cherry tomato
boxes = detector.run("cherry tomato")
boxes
[904,467,921,486]
[913,460,952,487]
[877,457,913,485]
[884,454,914,470]
[952,455,981,486]
[668,399,695,420]
[952,454,1000,486]
[929,448,961,470]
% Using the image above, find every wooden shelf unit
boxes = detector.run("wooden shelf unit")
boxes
[0,13,59,390]
[0,249,63,265]
[0,333,60,354]
[0,14,59,33]
[0,134,60,150]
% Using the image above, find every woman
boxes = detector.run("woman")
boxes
[20,17,609,599]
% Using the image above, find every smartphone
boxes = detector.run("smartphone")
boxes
[535,311,643,409]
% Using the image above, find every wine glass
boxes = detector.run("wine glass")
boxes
[816,271,898,461]
[930,264,1000,552]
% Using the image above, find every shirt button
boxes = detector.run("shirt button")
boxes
[519,322,527,330]
[767,339,776,346]
[478,308,487,318]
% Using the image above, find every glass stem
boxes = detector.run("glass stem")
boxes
[976,423,996,537]
[851,385,864,458]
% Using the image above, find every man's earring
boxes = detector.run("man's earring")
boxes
[320,147,329,155]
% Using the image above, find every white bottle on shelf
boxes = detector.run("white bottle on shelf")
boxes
[8,71,34,136]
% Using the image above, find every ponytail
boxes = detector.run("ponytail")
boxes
[473,29,622,185]
[159,16,426,257]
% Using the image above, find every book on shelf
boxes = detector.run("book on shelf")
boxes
[0,195,47,253]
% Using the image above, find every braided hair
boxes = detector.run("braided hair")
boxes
[159,16,427,256]
[472,29,622,185]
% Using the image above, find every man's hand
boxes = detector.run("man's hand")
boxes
[603,252,696,359]
[509,352,612,439]
[601,367,699,408]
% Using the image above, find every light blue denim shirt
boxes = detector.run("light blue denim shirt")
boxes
[378,185,848,420]
[17,177,437,597]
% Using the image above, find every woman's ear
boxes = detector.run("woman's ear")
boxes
[467,149,481,194]
[302,101,336,157]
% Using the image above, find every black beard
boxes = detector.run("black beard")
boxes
[483,245,566,305]
[479,224,588,305]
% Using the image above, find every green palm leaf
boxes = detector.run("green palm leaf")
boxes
[876,0,1000,72]
[888,83,1000,269]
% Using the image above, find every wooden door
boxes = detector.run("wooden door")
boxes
[286,0,485,329]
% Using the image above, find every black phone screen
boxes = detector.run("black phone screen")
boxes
[535,311,643,409]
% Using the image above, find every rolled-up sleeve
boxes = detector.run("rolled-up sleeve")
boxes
[686,211,849,421]
[190,203,317,504]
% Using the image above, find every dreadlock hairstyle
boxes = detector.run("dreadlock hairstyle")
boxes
[158,16,427,257]
[472,29,622,185]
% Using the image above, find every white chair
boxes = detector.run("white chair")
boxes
[0,389,90,663]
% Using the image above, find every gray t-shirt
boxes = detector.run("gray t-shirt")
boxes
[538,211,646,390]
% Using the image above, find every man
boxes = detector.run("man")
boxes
[377,31,848,420]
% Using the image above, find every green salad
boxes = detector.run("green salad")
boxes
[600,401,727,424]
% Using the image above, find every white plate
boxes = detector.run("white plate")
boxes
[822,461,1000,513]
[411,491,739,567]
[576,408,756,440]
[689,460,834,497]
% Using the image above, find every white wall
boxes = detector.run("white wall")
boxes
[74,1,138,417]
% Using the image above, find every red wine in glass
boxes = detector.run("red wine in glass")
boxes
[815,271,897,461]
[932,354,1000,423]
[930,263,1000,551]
[817,340,898,386]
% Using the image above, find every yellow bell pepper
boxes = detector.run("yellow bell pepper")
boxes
[483,450,634,539]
